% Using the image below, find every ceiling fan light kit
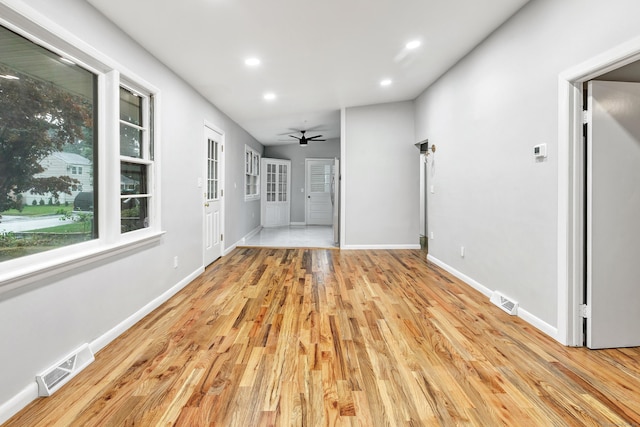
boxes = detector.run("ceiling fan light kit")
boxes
[289,129,326,146]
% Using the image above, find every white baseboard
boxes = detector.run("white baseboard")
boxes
[290,222,306,226]
[427,255,493,298]
[518,307,559,341]
[90,266,203,353]
[0,383,38,425]
[342,244,421,250]
[232,226,262,250]
[427,254,559,341]
[0,266,204,425]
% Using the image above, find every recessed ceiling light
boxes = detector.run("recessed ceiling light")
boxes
[406,40,421,50]
[380,79,392,87]
[245,57,261,67]
[263,92,276,100]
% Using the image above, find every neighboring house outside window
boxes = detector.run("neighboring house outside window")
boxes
[19,152,93,206]
[245,145,260,200]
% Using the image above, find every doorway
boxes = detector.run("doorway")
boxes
[305,158,334,225]
[559,42,640,347]
[203,125,224,266]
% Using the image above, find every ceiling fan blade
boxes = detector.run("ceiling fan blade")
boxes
[285,128,307,135]
[301,125,325,132]
[289,135,301,140]
[307,134,324,140]
[283,126,325,135]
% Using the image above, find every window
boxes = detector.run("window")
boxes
[0,15,161,285]
[245,145,260,200]
[0,24,97,262]
[207,138,220,201]
[120,86,154,233]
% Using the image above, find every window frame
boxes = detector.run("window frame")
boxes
[244,145,261,201]
[0,6,163,293]
[119,83,155,234]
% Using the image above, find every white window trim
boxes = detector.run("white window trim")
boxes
[118,81,158,235]
[0,3,164,296]
[244,145,261,201]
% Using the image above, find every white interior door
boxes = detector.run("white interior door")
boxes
[586,80,640,349]
[204,126,223,266]
[306,159,333,225]
[261,158,291,227]
[332,158,340,245]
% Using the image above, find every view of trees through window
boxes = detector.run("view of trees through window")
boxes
[119,86,152,233]
[0,25,97,262]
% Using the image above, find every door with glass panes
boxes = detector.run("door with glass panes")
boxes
[260,158,291,227]
[204,126,224,265]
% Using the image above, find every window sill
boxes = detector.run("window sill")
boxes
[0,230,166,297]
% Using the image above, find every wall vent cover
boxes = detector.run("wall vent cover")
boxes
[36,343,94,396]
[490,291,519,316]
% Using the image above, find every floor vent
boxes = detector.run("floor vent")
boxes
[36,343,94,397]
[490,291,519,316]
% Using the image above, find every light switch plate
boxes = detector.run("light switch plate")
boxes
[533,143,547,158]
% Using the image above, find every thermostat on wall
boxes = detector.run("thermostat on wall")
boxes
[533,143,547,159]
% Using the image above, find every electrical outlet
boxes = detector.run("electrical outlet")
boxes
[430,231,434,240]
[460,246,465,257]
[173,256,178,269]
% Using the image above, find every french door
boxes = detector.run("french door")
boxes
[260,158,291,227]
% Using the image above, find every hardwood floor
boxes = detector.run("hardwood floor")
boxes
[5,248,640,426]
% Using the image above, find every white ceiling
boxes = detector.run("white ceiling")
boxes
[86,0,530,145]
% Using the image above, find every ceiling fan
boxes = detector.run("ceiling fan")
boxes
[289,130,326,146]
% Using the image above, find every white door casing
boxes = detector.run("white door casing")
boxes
[557,37,640,347]
[261,158,291,227]
[204,125,224,266]
[586,80,640,349]
[332,158,340,245]
[305,159,334,225]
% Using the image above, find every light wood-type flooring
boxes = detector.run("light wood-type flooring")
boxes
[5,248,640,426]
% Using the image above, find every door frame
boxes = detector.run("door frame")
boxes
[558,37,640,346]
[203,121,225,264]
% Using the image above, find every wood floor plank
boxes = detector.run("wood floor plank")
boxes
[5,248,640,426]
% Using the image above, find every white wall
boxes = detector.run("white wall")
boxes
[343,101,419,248]
[0,0,262,416]
[415,0,640,330]
[264,139,340,223]
[419,153,427,238]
